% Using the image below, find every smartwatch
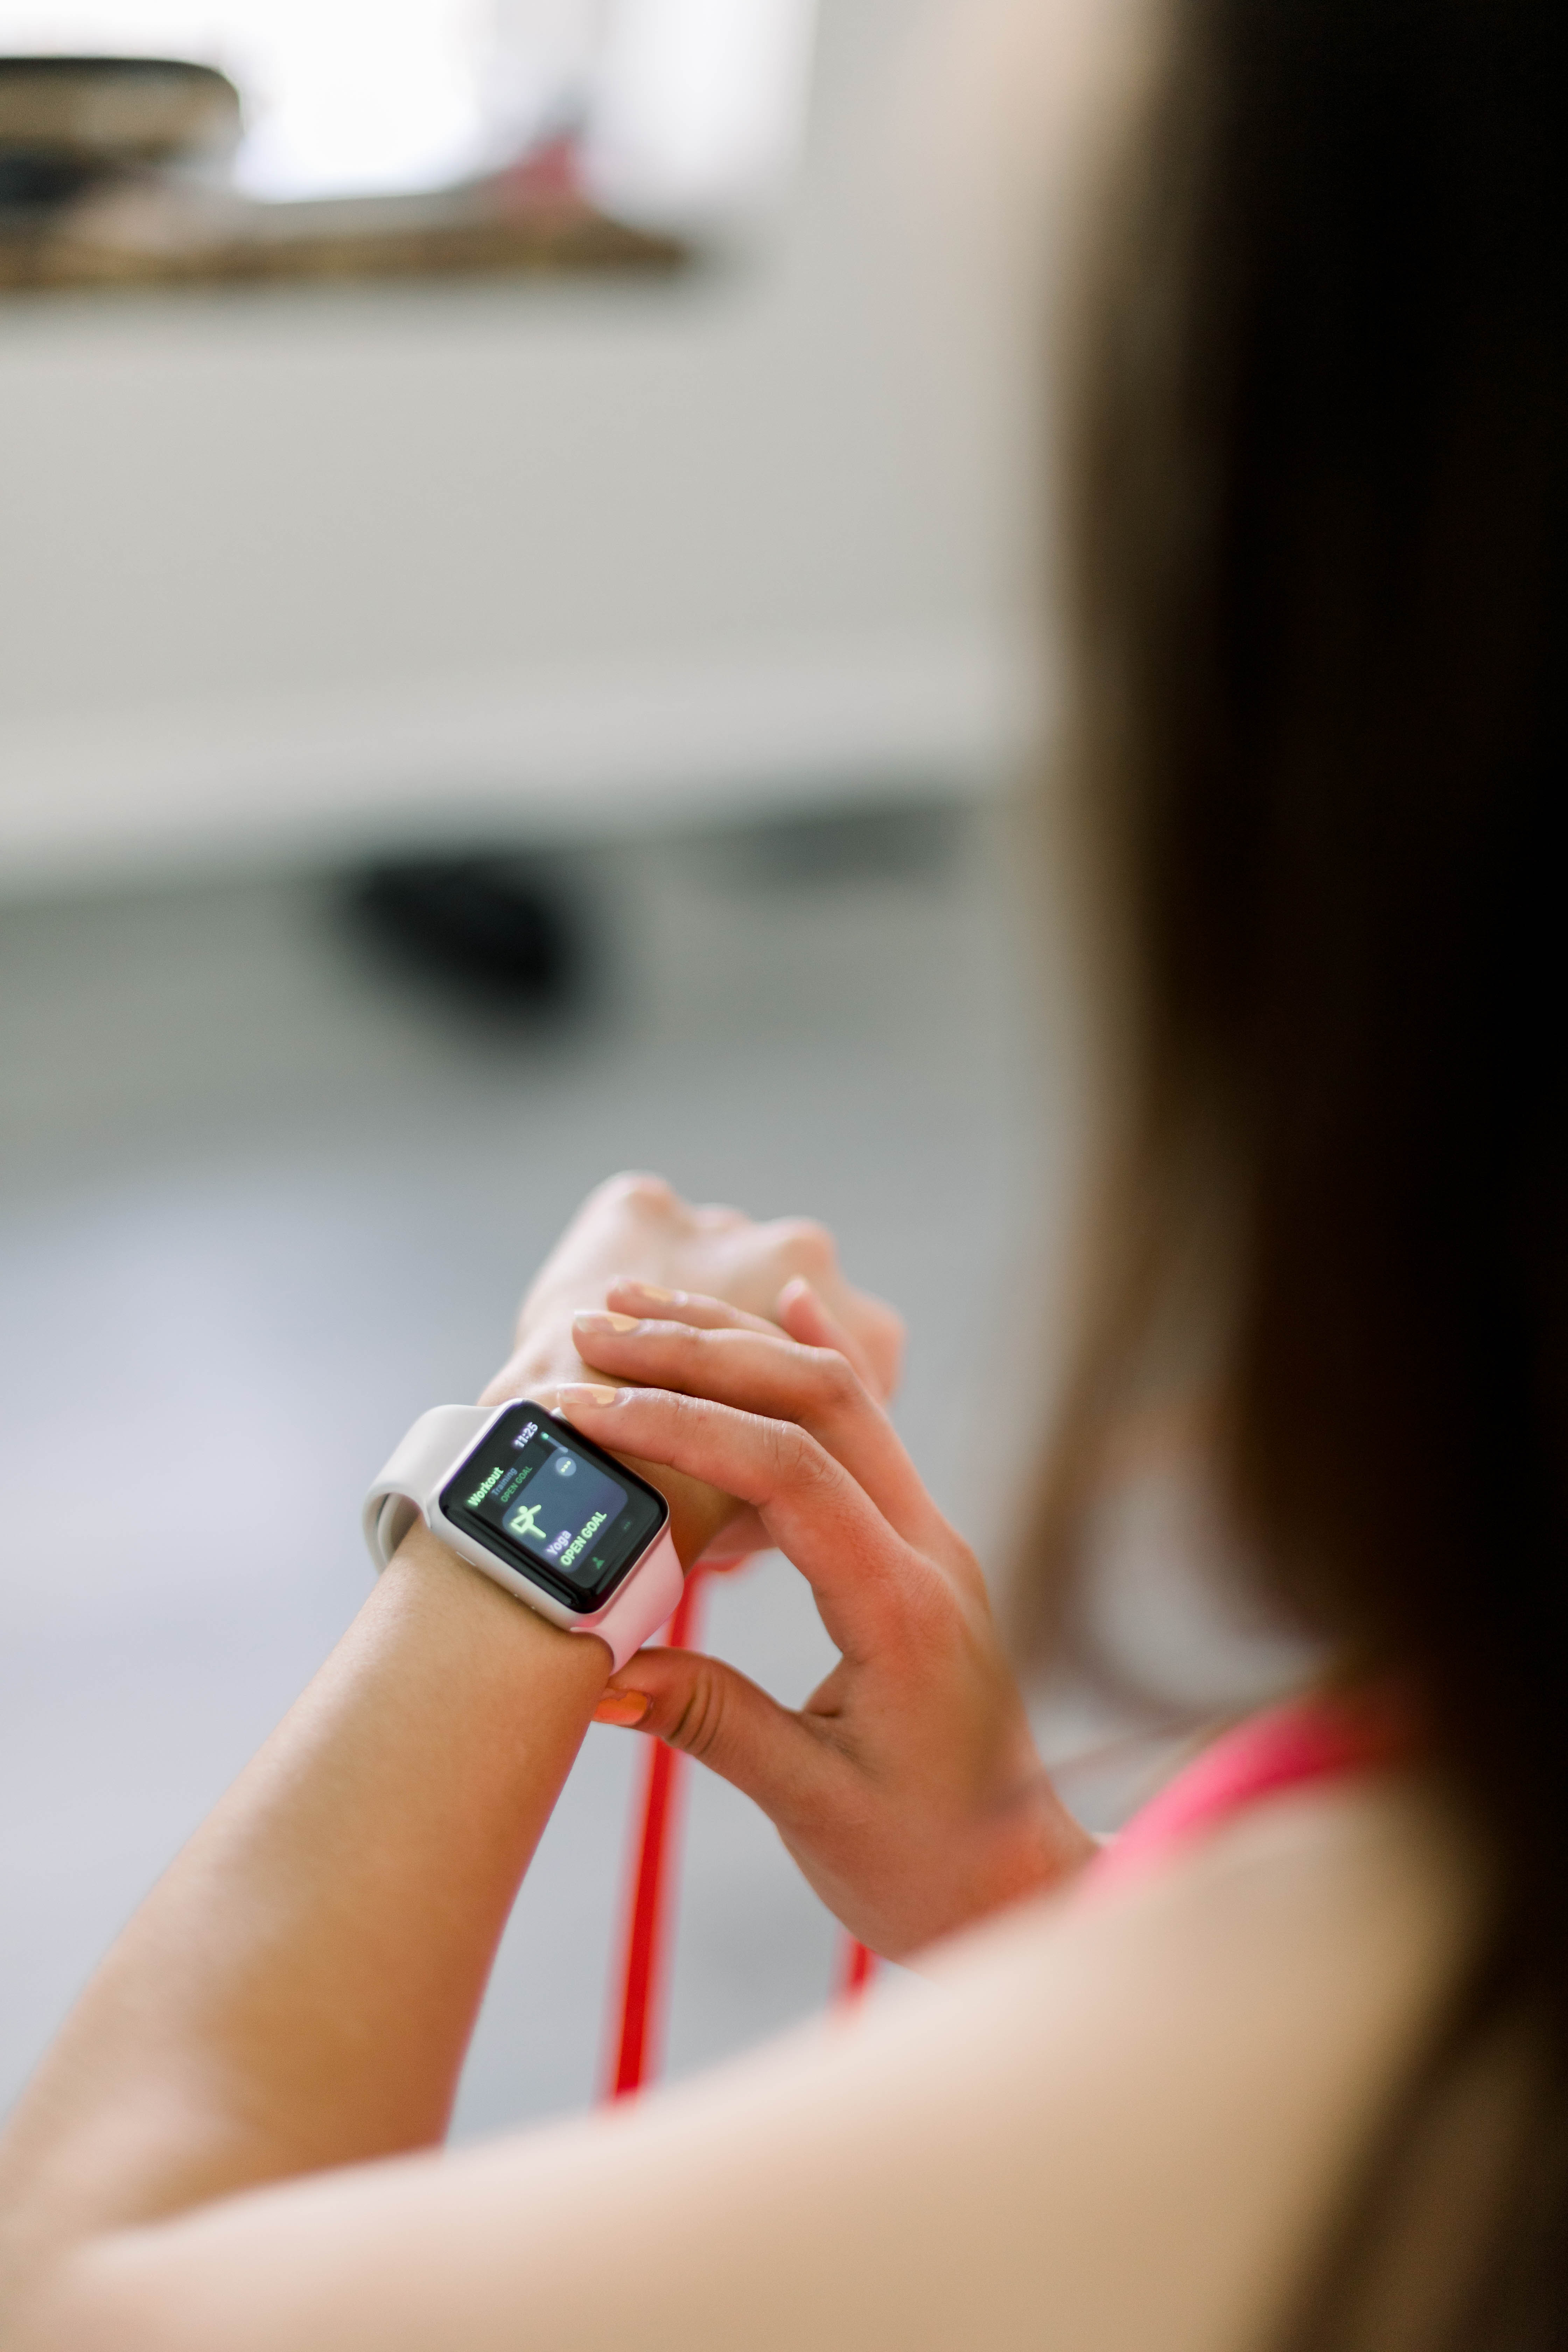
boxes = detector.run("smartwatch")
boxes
[362,1399,684,1668]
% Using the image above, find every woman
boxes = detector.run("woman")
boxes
[4,0,1564,2341]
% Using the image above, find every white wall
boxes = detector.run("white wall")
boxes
[0,0,1041,892]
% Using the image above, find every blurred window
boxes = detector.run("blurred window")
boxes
[0,0,816,217]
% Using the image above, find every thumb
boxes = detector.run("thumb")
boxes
[593,1646,830,1823]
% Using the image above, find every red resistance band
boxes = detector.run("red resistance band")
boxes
[602,1565,876,2102]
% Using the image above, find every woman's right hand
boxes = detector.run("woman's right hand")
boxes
[480,1174,905,1568]
[558,1298,1096,1961]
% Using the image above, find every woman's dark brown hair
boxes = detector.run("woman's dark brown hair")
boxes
[1044,0,1568,2338]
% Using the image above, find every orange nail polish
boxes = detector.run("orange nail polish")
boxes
[593,1691,651,1727]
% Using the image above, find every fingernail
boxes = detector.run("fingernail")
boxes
[620,1281,678,1306]
[593,1691,651,1727]
[557,1382,625,1408]
[574,1310,642,1334]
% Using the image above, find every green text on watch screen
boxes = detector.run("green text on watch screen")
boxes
[439,1404,666,1613]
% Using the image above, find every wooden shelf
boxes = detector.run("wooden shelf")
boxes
[0,173,688,294]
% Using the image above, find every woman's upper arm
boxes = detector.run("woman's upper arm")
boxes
[43,1795,1466,2352]
[47,1970,1082,2352]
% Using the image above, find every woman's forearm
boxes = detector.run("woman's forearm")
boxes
[0,1181,904,2338]
[0,1529,607,2323]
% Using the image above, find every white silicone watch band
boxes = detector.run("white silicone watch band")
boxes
[579,1523,684,1667]
[362,1402,498,1568]
[361,1403,685,1670]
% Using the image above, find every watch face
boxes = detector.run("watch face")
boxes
[440,1402,667,1615]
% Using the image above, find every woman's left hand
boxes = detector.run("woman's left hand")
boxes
[559,1298,1095,1961]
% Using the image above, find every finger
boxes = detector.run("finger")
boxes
[775,1275,883,1397]
[570,1170,684,1233]
[603,1281,779,1338]
[570,1309,940,1547]
[757,1213,840,1280]
[585,1176,677,1213]
[756,1219,905,1400]
[557,1386,938,1660]
[693,1201,747,1230]
[593,1649,845,1832]
[831,1289,906,1404]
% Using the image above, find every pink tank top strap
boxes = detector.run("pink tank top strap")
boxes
[1085,1687,1414,1896]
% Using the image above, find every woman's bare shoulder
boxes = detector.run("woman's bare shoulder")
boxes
[68,1778,1479,2352]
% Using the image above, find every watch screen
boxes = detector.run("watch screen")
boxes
[439,1402,667,1615]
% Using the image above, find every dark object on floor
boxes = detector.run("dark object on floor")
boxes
[349,854,579,1011]
[0,55,241,210]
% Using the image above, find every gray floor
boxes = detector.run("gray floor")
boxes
[4,796,1129,2136]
